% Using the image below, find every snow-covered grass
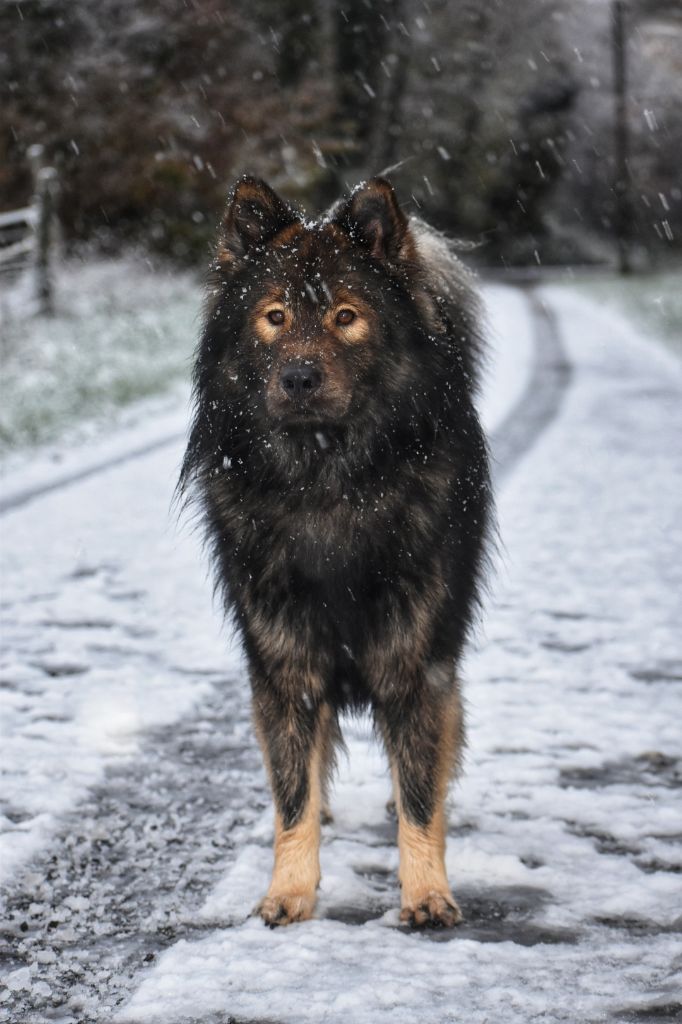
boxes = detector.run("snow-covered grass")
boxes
[0,258,201,454]
[567,266,682,357]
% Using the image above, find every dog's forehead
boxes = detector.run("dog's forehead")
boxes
[274,220,348,259]
[261,221,362,302]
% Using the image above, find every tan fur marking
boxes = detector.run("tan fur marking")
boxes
[321,294,376,346]
[271,222,305,248]
[263,339,354,421]
[260,800,320,925]
[317,706,338,824]
[398,813,450,906]
[329,311,370,345]
[250,293,290,345]
[364,571,448,683]
[395,691,463,925]
[258,713,328,926]
[217,243,236,267]
[234,181,273,204]
[248,606,297,664]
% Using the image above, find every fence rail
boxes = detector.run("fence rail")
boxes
[0,208,38,269]
[0,146,57,313]
[0,206,37,231]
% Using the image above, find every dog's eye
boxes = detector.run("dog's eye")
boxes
[336,308,355,326]
[267,309,285,326]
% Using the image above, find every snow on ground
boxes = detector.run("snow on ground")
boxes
[0,443,241,885]
[477,283,533,432]
[1,279,680,1023]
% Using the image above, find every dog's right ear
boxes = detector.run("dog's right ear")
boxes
[218,176,298,267]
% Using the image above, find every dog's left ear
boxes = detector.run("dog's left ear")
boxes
[334,178,413,263]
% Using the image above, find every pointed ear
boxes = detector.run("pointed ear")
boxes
[334,178,412,262]
[218,176,298,266]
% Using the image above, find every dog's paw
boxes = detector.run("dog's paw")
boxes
[257,892,316,928]
[400,892,463,929]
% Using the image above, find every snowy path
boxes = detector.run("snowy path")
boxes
[1,285,681,1023]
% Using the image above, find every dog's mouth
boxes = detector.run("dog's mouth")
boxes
[274,408,334,426]
[272,417,346,449]
[267,397,349,431]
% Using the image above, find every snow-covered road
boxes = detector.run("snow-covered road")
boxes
[1,285,680,1024]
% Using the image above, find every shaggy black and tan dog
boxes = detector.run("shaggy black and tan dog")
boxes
[180,176,491,928]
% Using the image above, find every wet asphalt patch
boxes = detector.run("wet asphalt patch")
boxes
[559,752,681,790]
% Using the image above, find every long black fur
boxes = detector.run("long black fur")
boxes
[179,176,492,832]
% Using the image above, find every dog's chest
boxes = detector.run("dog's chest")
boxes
[284,501,378,576]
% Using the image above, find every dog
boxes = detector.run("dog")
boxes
[179,175,491,928]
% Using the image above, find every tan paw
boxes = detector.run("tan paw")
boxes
[257,892,316,927]
[400,891,463,929]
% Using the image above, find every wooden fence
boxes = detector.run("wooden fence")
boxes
[0,145,57,314]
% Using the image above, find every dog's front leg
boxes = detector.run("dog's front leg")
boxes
[377,676,464,928]
[252,684,327,926]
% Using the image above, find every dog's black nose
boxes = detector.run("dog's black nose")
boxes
[280,364,322,399]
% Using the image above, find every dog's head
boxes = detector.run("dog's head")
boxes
[187,175,483,491]
[198,176,451,446]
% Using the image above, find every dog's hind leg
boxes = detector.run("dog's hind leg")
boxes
[377,673,464,928]
[252,689,330,926]
[319,710,341,825]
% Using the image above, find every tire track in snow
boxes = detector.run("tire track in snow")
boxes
[490,288,571,487]
[0,288,572,1023]
[0,432,185,516]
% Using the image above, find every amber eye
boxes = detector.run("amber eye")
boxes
[336,308,355,326]
[267,309,285,325]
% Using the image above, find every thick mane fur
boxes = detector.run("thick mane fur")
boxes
[408,216,486,386]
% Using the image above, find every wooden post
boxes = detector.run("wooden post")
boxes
[27,142,45,184]
[612,0,632,274]
[34,160,58,316]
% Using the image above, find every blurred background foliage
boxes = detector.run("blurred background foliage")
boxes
[1,0,681,267]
